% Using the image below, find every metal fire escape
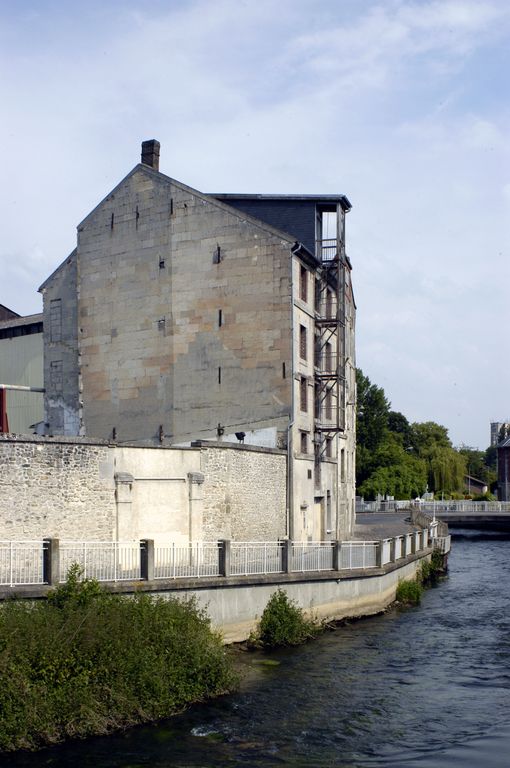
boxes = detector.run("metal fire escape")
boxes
[313,204,347,481]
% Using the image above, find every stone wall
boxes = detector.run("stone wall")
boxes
[199,442,287,541]
[0,437,287,543]
[0,436,115,539]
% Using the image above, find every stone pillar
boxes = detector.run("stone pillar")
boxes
[333,541,342,571]
[140,539,154,581]
[115,472,134,540]
[43,538,60,585]
[410,532,417,555]
[188,472,205,542]
[376,540,384,567]
[390,537,396,563]
[281,539,292,574]
[219,539,231,577]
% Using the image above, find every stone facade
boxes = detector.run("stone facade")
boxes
[0,436,286,543]
[39,143,357,540]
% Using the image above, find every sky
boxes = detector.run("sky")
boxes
[1,0,509,450]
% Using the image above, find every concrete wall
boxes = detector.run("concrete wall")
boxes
[156,556,428,643]
[0,436,286,543]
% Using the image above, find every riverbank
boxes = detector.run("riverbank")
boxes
[0,573,236,752]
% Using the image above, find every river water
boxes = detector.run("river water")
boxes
[5,531,510,768]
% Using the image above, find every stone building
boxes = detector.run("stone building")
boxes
[39,140,357,540]
[497,437,510,501]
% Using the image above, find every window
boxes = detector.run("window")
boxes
[326,437,333,458]
[341,448,345,481]
[299,265,308,302]
[300,377,308,412]
[325,388,333,420]
[299,324,307,360]
[49,299,62,342]
[325,341,333,372]
[300,431,308,454]
[326,288,333,319]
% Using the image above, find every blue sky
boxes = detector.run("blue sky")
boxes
[1,0,509,449]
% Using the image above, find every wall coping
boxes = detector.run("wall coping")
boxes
[191,440,286,456]
[0,434,199,452]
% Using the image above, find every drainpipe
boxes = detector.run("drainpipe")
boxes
[287,245,298,541]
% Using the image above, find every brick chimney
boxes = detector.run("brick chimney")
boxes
[141,139,160,171]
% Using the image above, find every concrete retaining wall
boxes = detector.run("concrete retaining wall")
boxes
[172,556,427,642]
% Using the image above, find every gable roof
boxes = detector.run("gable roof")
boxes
[38,249,76,293]
[77,163,303,249]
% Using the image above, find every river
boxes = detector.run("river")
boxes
[5,531,510,768]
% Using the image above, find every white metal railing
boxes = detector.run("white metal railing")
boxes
[381,538,392,565]
[230,541,284,576]
[356,500,412,513]
[0,541,45,586]
[434,535,451,554]
[419,501,510,514]
[59,541,141,582]
[0,531,437,589]
[154,542,221,579]
[339,541,378,569]
[291,541,334,572]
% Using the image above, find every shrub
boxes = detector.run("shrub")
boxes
[0,571,237,751]
[396,579,423,606]
[255,588,320,648]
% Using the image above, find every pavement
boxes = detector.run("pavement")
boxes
[353,512,421,540]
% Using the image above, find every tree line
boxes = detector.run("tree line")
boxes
[355,369,497,500]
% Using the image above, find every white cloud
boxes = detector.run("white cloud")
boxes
[0,0,509,448]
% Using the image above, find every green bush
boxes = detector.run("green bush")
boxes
[0,570,237,751]
[255,588,320,648]
[396,579,423,606]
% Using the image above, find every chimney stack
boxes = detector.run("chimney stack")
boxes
[141,139,160,171]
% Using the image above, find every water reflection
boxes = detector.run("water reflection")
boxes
[5,531,510,768]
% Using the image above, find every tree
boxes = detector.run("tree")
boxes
[355,369,390,487]
[388,410,413,451]
[410,421,451,455]
[358,432,427,500]
[356,369,390,452]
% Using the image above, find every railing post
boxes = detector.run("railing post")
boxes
[376,540,384,567]
[43,538,60,585]
[410,533,417,555]
[390,537,396,563]
[402,534,409,559]
[140,539,154,581]
[281,539,291,574]
[219,539,231,577]
[333,540,341,571]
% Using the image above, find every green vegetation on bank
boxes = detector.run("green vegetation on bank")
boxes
[356,368,497,500]
[250,588,321,648]
[0,566,237,752]
[396,552,445,607]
